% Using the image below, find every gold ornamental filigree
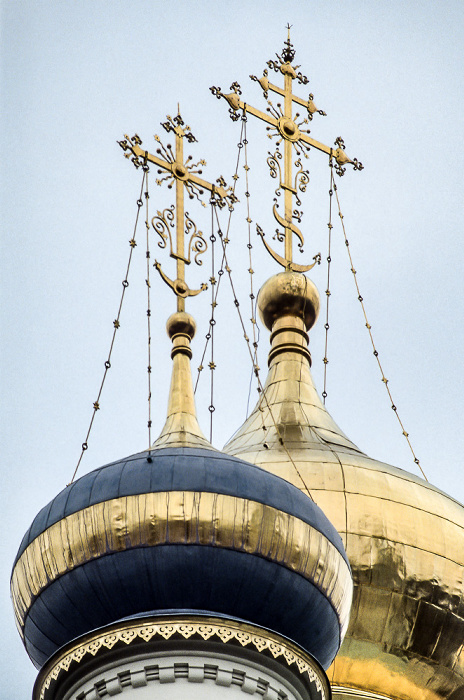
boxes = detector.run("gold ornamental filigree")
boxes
[118,112,237,313]
[211,26,362,273]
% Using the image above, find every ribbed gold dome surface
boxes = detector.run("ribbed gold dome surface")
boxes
[224,272,464,700]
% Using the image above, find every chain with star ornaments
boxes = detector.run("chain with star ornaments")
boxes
[68,171,148,484]
[330,180,427,481]
[144,178,153,447]
[194,113,260,429]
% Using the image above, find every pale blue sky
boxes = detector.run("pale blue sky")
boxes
[2,2,464,697]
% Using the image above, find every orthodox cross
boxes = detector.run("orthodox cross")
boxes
[211,27,363,272]
[118,113,237,312]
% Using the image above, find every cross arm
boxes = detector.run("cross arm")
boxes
[189,173,235,201]
[298,132,362,170]
[251,74,324,117]
[119,140,236,202]
[120,141,169,171]
[210,88,277,129]
[210,89,361,171]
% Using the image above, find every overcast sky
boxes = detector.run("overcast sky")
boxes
[2,2,464,697]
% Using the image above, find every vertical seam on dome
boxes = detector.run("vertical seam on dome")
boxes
[296,386,348,548]
[118,460,127,499]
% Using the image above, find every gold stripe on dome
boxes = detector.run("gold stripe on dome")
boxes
[35,616,330,700]
[11,490,352,638]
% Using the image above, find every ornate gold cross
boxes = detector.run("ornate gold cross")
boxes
[211,28,362,272]
[119,113,237,311]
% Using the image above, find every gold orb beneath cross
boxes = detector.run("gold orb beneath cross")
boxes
[257,270,320,332]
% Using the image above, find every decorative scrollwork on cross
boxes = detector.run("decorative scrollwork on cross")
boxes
[210,83,243,122]
[118,134,146,169]
[267,150,283,194]
[211,26,363,273]
[161,113,197,143]
[120,111,237,311]
[185,213,207,265]
[151,208,207,267]
[294,159,310,206]
[266,29,308,86]
[152,206,175,251]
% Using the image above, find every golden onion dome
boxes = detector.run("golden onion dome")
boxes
[224,271,464,700]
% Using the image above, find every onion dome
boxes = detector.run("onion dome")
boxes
[11,309,352,674]
[224,271,464,700]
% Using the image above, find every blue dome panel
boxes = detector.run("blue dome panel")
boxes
[24,546,340,669]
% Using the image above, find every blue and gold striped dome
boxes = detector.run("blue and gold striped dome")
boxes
[11,444,353,671]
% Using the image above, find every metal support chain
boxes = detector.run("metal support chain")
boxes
[322,162,334,404]
[332,181,428,482]
[194,117,247,394]
[194,218,225,396]
[241,115,260,417]
[208,204,216,442]
[145,172,152,446]
[68,170,148,484]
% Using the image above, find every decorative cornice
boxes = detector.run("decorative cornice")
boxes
[35,616,330,700]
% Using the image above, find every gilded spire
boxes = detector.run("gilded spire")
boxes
[119,112,236,450]
[220,36,464,700]
[151,310,213,449]
[224,270,363,472]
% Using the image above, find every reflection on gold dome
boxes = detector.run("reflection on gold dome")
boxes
[224,271,464,700]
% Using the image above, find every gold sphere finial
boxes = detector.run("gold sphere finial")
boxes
[258,271,320,332]
[166,311,196,340]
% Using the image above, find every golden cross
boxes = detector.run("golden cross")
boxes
[211,31,362,272]
[119,113,237,312]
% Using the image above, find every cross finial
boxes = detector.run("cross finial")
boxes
[282,24,295,64]
[119,113,237,313]
[211,34,363,272]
